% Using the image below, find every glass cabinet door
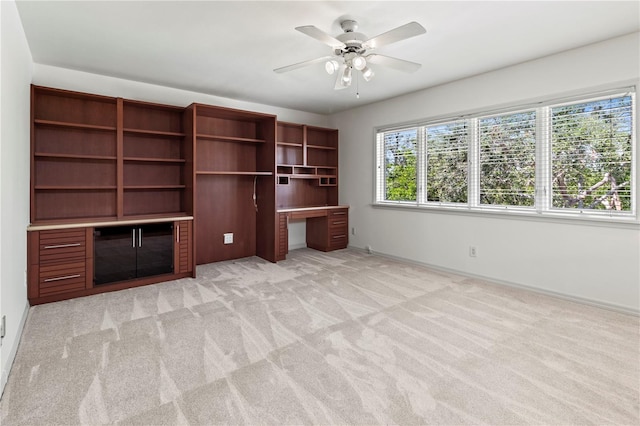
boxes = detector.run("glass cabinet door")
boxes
[94,223,174,285]
[94,226,137,285]
[136,223,174,279]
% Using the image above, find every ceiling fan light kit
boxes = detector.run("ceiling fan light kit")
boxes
[325,60,340,75]
[275,19,426,93]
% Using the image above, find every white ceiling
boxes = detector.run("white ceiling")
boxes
[16,1,640,115]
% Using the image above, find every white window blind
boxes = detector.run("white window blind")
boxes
[550,94,634,212]
[425,121,468,203]
[374,87,636,223]
[478,111,536,207]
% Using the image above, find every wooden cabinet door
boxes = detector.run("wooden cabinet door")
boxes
[175,220,193,275]
[277,213,288,261]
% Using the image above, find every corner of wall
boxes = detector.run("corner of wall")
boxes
[1,0,34,397]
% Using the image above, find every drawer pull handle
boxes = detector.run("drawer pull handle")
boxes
[332,235,347,239]
[332,212,346,216]
[332,221,346,225]
[43,243,81,249]
[44,274,81,282]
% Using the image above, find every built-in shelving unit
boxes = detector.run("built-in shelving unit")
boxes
[122,99,189,217]
[276,122,339,208]
[28,85,345,304]
[29,86,195,305]
[275,121,345,261]
[31,87,193,222]
[190,104,276,264]
[31,87,119,221]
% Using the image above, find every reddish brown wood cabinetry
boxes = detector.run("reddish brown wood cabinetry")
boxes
[28,227,93,301]
[122,100,188,217]
[28,85,345,304]
[29,86,195,304]
[277,212,289,261]
[275,122,347,259]
[276,122,338,209]
[28,219,194,305]
[31,86,192,222]
[31,87,118,222]
[189,104,276,265]
[175,220,193,274]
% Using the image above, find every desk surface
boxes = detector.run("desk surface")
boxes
[277,205,349,213]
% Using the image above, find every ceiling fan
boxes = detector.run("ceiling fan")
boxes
[274,19,426,90]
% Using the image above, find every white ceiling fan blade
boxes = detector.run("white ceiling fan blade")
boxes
[274,56,335,73]
[362,22,426,50]
[366,54,422,73]
[296,26,346,49]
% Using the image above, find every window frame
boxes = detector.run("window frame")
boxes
[373,88,637,225]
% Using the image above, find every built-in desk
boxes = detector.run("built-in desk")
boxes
[276,205,349,260]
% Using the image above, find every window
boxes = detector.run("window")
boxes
[375,89,636,222]
[426,121,468,203]
[479,111,536,207]
[551,95,633,212]
[378,128,418,202]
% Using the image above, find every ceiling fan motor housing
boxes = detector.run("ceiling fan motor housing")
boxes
[336,20,367,56]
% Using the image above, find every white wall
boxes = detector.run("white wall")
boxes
[0,0,33,393]
[332,32,640,313]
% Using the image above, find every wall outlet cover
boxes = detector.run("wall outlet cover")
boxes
[224,233,233,244]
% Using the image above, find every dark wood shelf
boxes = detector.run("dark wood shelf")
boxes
[277,142,303,147]
[34,119,116,132]
[123,185,186,190]
[196,171,272,176]
[196,134,266,144]
[35,152,117,161]
[290,174,323,179]
[123,128,185,138]
[307,144,337,150]
[123,157,185,163]
[34,185,117,190]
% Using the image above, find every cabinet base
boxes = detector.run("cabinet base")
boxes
[28,271,194,306]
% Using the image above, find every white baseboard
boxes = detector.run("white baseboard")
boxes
[348,245,639,317]
[1,302,30,397]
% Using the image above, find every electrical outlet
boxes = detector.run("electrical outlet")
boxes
[351,227,356,235]
[469,246,477,257]
[223,233,233,244]
[366,245,372,254]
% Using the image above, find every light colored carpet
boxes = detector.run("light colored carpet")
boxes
[1,248,638,425]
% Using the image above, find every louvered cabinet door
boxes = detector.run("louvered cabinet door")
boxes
[174,220,193,275]
[277,213,288,261]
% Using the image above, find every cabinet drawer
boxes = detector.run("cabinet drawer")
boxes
[329,233,348,248]
[329,209,348,231]
[290,210,326,219]
[38,261,87,296]
[329,216,348,228]
[329,209,348,218]
[39,229,86,264]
